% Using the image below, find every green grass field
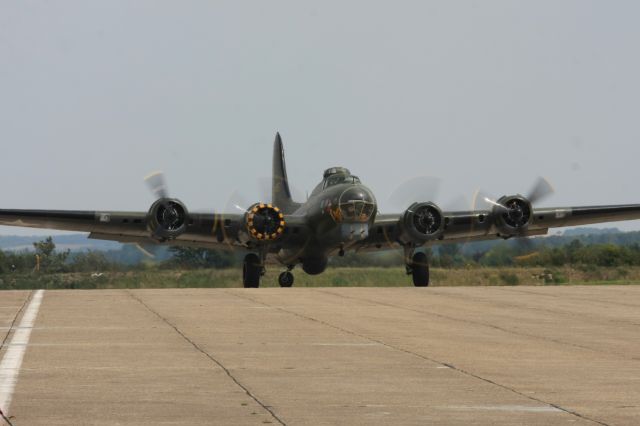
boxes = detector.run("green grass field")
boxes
[2,265,640,290]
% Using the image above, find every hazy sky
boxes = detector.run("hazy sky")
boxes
[1,1,639,235]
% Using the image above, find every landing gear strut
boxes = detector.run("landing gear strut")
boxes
[243,253,262,288]
[405,249,430,287]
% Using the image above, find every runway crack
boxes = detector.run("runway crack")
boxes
[0,292,32,352]
[127,291,287,426]
[229,290,610,426]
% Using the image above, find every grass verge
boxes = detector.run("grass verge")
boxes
[1,266,640,290]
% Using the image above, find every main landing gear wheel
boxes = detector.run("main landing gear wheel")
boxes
[278,271,294,287]
[243,253,261,288]
[411,252,430,287]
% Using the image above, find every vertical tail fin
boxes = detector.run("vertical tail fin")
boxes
[272,132,300,213]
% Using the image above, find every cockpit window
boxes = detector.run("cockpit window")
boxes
[339,200,375,222]
[325,175,347,187]
[334,186,376,223]
[324,174,361,188]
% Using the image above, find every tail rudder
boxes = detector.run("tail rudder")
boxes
[272,132,300,213]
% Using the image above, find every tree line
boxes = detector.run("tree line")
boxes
[427,239,640,268]
[0,237,238,274]
[2,236,640,274]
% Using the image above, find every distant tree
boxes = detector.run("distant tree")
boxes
[33,237,56,258]
[480,245,515,267]
[437,244,466,268]
[33,237,69,273]
[575,244,630,267]
[566,239,584,264]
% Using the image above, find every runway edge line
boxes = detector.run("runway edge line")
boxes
[0,290,44,420]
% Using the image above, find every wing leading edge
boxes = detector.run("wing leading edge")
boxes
[0,209,246,248]
[360,204,640,250]
[0,207,311,250]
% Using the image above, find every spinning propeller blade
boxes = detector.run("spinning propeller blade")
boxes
[388,176,442,211]
[144,171,169,200]
[527,177,555,205]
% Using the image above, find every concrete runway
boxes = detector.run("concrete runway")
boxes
[1,286,639,426]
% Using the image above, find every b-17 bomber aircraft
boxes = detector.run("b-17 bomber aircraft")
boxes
[2,133,640,288]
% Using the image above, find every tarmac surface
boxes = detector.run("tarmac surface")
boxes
[1,286,639,425]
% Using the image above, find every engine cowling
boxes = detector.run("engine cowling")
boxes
[245,203,286,241]
[493,195,532,236]
[401,202,444,242]
[147,198,189,240]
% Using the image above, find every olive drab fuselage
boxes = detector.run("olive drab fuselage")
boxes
[274,167,377,266]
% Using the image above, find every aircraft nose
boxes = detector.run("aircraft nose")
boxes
[342,187,374,203]
[338,186,377,223]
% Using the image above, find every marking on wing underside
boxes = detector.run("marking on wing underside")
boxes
[211,214,218,234]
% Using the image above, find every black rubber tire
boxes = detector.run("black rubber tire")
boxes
[411,252,430,287]
[243,253,261,288]
[278,271,294,288]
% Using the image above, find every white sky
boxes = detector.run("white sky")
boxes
[1,1,639,235]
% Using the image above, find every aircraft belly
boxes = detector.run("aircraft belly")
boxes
[275,222,368,265]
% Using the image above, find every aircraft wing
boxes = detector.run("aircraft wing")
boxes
[0,209,249,248]
[358,204,640,250]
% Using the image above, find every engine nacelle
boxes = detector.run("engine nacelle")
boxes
[400,202,444,242]
[493,195,532,236]
[245,203,286,241]
[147,198,189,240]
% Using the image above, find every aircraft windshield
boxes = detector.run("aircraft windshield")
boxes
[324,174,361,188]
[339,200,375,222]
[334,186,376,223]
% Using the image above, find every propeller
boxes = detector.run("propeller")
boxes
[127,171,170,259]
[224,190,252,214]
[451,177,555,260]
[527,176,555,205]
[477,176,555,212]
[387,176,480,213]
[221,175,286,215]
[442,194,472,211]
[135,243,157,259]
[143,171,189,241]
[387,176,442,212]
[482,196,510,213]
[221,175,306,216]
[217,178,277,247]
[144,171,170,200]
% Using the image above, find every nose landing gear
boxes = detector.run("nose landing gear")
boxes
[278,265,295,287]
[243,253,296,288]
[278,271,294,287]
